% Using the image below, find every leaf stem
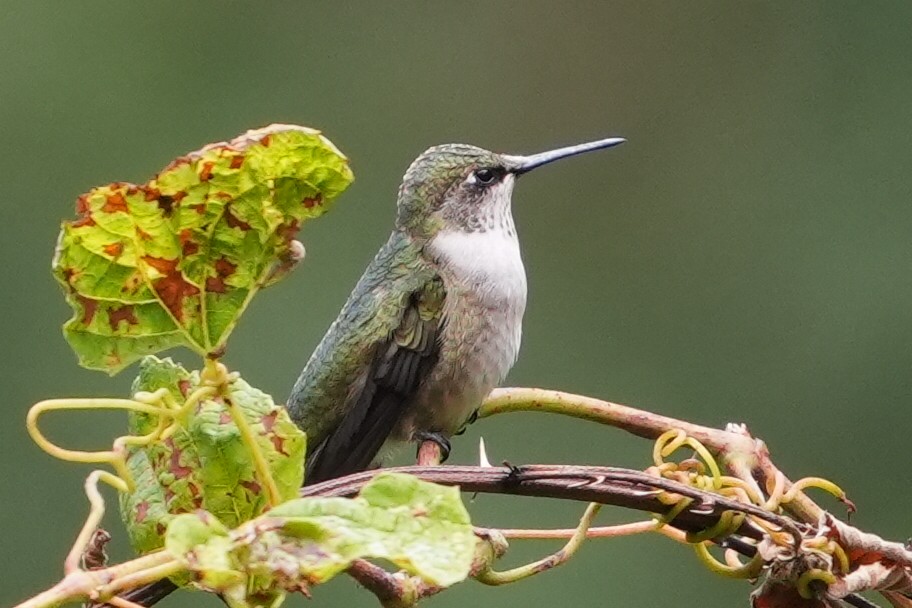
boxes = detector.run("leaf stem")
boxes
[64,471,123,573]
[200,358,283,506]
[480,388,754,455]
[14,551,180,608]
[27,397,175,492]
[494,519,662,540]
[479,388,826,524]
[224,393,282,505]
[692,542,764,579]
[475,503,601,585]
[210,249,277,353]
[134,256,207,357]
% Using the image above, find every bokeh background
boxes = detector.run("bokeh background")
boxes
[3,2,912,607]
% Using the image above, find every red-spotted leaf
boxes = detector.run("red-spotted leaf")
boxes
[163,473,477,607]
[53,125,353,373]
[120,356,306,556]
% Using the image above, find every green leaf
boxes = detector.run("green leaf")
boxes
[120,356,306,556]
[53,125,354,374]
[165,512,245,593]
[268,473,476,586]
[163,473,476,607]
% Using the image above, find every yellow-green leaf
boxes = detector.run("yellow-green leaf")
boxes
[268,473,476,587]
[120,356,306,556]
[163,473,476,607]
[53,125,353,374]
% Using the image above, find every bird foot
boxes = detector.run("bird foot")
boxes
[414,431,451,464]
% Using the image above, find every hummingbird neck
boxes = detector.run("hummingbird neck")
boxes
[426,221,526,308]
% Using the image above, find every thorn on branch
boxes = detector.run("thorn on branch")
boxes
[478,437,492,468]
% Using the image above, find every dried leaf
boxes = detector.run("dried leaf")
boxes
[751,581,832,608]
[821,514,912,602]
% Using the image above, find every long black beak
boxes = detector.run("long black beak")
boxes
[505,137,627,175]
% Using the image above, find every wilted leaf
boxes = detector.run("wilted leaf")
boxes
[53,124,353,373]
[164,473,477,607]
[821,515,912,606]
[120,356,306,555]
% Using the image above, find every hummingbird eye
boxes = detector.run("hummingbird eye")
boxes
[471,168,498,186]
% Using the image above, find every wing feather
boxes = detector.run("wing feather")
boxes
[303,283,443,484]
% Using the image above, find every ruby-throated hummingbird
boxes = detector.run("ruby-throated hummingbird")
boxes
[287,137,625,485]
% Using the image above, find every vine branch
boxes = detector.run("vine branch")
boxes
[17,388,911,608]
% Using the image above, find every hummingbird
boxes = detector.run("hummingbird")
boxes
[287,136,626,485]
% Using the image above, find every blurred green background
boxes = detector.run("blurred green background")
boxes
[3,2,912,606]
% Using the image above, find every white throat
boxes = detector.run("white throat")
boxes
[429,227,528,303]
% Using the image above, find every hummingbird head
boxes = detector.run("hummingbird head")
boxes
[395,137,626,240]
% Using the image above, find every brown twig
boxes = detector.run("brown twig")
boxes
[346,531,511,607]
[347,560,412,607]
[23,388,900,608]
[101,462,774,608]
[302,463,798,542]
[480,388,827,523]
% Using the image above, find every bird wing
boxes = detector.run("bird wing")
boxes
[285,232,446,485]
[303,277,444,484]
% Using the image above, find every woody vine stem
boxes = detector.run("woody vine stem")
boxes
[17,387,912,608]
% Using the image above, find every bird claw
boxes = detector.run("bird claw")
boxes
[414,431,451,463]
[454,409,479,436]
